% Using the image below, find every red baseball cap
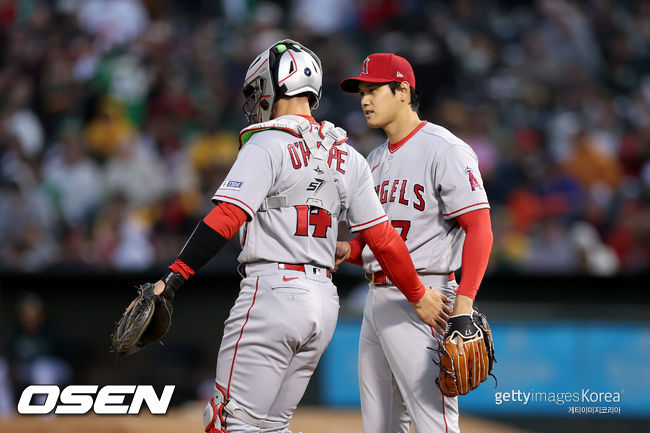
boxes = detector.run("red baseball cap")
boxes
[340,53,416,93]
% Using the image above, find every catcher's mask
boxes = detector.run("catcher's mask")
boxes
[242,39,322,124]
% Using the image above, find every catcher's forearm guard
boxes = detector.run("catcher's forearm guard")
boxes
[435,309,496,397]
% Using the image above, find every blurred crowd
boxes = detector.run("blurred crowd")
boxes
[0,293,72,416]
[0,0,648,275]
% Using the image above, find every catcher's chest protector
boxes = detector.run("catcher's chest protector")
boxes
[239,115,346,217]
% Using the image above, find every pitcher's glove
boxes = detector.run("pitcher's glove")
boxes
[110,272,183,355]
[436,309,496,397]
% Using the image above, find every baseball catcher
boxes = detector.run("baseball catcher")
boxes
[110,272,184,355]
[436,309,496,397]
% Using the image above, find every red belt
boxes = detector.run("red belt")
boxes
[278,263,332,278]
[366,271,455,285]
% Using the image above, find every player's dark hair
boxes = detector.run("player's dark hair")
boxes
[388,82,419,113]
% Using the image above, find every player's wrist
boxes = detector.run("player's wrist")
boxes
[160,270,185,300]
[336,242,351,260]
[408,284,426,304]
[451,294,473,315]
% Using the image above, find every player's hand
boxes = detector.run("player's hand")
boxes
[153,280,166,296]
[123,280,165,313]
[450,294,474,355]
[411,288,453,335]
[333,242,351,271]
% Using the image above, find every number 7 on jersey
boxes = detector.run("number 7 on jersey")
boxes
[391,220,411,241]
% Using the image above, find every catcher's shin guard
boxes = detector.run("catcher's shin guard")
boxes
[203,384,228,433]
[203,383,284,432]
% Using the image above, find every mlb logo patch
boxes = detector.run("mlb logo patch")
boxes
[221,180,243,191]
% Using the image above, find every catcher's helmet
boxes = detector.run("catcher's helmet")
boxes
[242,39,322,124]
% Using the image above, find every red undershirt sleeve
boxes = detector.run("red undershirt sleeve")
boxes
[359,221,426,302]
[203,201,249,239]
[455,208,493,300]
[346,235,366,266]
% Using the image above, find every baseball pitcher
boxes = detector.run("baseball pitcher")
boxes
[111,42,449,433]
[337,53,495,433]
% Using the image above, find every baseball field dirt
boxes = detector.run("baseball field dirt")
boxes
[0,403,534,433]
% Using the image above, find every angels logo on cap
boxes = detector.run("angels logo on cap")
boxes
[340,53,416,93]
[360,58,370,75]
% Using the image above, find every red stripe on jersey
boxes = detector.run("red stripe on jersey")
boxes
[213,195,255,216]
[388,121,427,153]
[442,202,489,217]
[349,214,386,230]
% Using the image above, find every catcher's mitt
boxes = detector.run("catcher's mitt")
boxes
[111,283,173,355]
[436,309,496,397]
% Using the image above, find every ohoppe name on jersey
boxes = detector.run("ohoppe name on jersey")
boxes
[375,179,425,211]
[287,141,348,173]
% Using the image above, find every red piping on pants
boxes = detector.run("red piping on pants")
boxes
[225,277,260,428]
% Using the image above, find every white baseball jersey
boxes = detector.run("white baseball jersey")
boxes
[361,121,490,274]
[212,115,387,269]
[358,121,490,433]
[204,115,388,433]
